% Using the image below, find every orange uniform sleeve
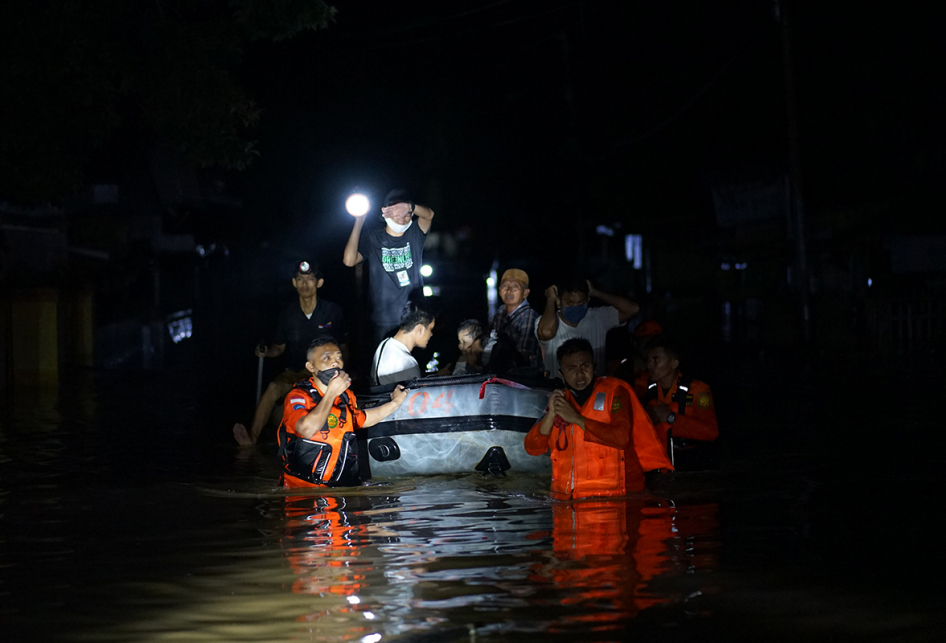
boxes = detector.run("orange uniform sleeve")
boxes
[524,419,551,455]
[283,388,317,435]
[582,388,631,449]
[671,381,718,441]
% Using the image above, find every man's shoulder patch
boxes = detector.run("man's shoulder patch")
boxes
[610,398,623,413]
[327,414,338,429]
[697,392,713,409]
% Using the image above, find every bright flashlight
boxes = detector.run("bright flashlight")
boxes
[346,193,370,217]
[420,264,433,278]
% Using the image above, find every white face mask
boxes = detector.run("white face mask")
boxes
[386,218,412,234]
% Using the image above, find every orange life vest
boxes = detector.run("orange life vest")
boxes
[527,377,672,500]
[548,379,627,500]
[277,378,365,487]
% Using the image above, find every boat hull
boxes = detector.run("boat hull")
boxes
[358,375,552,477]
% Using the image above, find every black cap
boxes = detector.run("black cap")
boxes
[295,261,322,278]
[383,188,412,207]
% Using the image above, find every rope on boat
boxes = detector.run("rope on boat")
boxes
[478,376,533,399]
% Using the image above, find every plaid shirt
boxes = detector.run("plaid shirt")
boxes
[490,301,542,368]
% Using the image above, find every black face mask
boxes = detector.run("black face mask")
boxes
[316,367,340,386]
[567,381,595,407]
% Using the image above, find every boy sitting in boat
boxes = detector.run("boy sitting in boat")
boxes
[525,338,672,500]
[370,305,436,386]
[278,336,407,488]
[449,318,527,376]
[234,261,347,446]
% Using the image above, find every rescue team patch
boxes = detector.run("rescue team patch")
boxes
[611,398,623,412]
[292,405,306,411]
[327,414,338,429]
[697,393,713,409]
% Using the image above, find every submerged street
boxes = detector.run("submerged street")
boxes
[2,354,943,642]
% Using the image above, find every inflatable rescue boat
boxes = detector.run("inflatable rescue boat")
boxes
[356,373,554,478]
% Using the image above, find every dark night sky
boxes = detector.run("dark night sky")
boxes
[222,1,944,263]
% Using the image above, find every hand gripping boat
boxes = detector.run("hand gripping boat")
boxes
[356,373,554,478]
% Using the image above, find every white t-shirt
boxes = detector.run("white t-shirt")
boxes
[371,337,420,385]
[536,306,621,377]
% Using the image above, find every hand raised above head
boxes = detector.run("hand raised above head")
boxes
[545,284,559,303]
[381,202,412,222]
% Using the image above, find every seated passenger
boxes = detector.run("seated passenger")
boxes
[633,334,718,469]
[370,305,436,386]
[490,268,542,369]
[234,260,346,446]
[450,318,525,376]
[536,278,639,378]
[525,338,672,499]
[453,319,487,375]
[278,337,407,488]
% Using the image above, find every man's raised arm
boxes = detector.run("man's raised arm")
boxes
[414,204,435,233]
[342,215,366,267]
[588,281,639,323]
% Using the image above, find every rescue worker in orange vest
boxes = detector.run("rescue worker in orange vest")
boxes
[524,338,672,500]
[633,334,718,470]
[278,336,408,488]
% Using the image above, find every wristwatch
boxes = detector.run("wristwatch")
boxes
[666,412,676,425]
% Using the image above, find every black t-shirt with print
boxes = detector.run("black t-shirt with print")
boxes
[357,221,427,327]
[272,298,346,371]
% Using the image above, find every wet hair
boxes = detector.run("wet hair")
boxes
[399,305,435,333]
[557,337,594,364]
[306,335,339,360]
[383,188,412,207]
[559,277,589,297]
[646,334,681,363]
[457,319,484,343]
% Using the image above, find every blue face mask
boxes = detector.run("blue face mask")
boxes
[561,303,588,325]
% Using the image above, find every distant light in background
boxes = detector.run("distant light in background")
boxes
[735,262,748,270]
[423,286,441,297]
[364,611,376,620]
[721,263,731,271]
[347,596,361,605]
[345,193,370,217]
[361,635,382,643]
[596,224,615,237]
[624,234,642,269]
[167,309,193,343]
[487,261,498,318]
[420,264,433,277]
[867,278,873,287]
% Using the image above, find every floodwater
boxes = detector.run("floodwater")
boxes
[2,359,945,642]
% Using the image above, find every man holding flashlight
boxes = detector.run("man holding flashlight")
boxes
[343,189,435,345]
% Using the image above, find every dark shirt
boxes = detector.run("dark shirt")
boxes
[490,301,542,368]
[272,299,346,371]
[357,221,427,327]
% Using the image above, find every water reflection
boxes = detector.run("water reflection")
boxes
[277,484,720,641]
